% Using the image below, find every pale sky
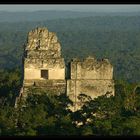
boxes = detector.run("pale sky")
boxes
[0,5,140,12]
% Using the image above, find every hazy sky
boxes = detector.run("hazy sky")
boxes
[0,5,140,12]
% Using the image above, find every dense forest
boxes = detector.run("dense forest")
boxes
[0,69,140,135]
[0,11,140,136]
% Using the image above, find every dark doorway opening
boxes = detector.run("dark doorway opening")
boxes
[41,70,48,79]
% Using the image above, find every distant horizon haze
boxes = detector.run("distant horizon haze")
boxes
[0,5,140,12]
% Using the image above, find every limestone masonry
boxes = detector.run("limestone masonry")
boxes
[15,27,114,111]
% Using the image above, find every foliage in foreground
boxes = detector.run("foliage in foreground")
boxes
[0,69,140,135]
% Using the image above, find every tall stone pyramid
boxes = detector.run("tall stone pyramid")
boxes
[16,27,66,104]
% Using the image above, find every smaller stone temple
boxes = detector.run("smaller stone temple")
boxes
[67,56,114,111]
[15,27,114,111]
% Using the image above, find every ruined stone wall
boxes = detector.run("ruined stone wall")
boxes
[67,56,114,111]
[70,56,113,80]
[24,58,65,80]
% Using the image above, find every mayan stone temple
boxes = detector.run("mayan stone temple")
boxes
[67,57,114,111]
[15,27,114,111]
